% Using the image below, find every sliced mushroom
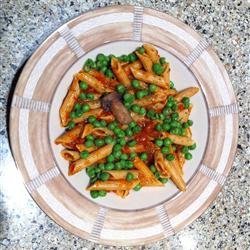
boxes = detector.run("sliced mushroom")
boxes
[101,92,132,125]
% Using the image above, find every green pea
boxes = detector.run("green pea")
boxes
[108,121,117,131]
[131,79,140,89]
[67,121,75,130]
[90,176,98,183]
[79,81,88,90]
[80,150,89,159]
[163,107,172,116]
[116,84,126,94]
[133,183,142,191]
[124,102,131,109]
[90,190,99,198]
[96,53,106,62]
[116,129,126,138]
[105,69,114,78]
[185,152,192,160]
[79,93,87,100]
[113,150,122,159]
[164,117,172,123]
[182,122,189,129]
[168,96,174,102]
[117,138,126,146]
[121,153,128,160]
[140,152,148,161]
[115,161,123,170]
[166,101,173,108]
[120,160,127,168]
[128,121,137,128]
[107,154,115,162]
[70,111,77,119]
[159,57,166,65]
[137,46,145,54]
[98,163,105,170]
[129,152,137,160]
[85,140,94,148]
[183,102,190,109]
[162,123,171,131]
[182,146,189,154]
[170,121,181,128]
[126,172,134,182]
[132,125,141,133]
[99,190,107,197]
[187,120,193,126]
[100,66,107,74]
[85,58,94,67]
[170,80,174,89]
[120,54,129,62]
[155,138,163,147]
[135,107,144,117]
[154,171,160,179]
[75,109,83,117]
[135,90,145,99]
[166,153,175,161]
[109,54,115,60]
[88,115,96,124]
[83,65,90,72]
[74,103,82,111]
[86,168,95,178]
[100,120,107,127]
[128,53,137,62]
[155,123,163,131]
[171,112,179,121]
[128,140,137,147]
[163,138,172,146]
[104,136,113,144]
[152,63,164,75]
[125,128,133,137]
[149,84,157,92]
[96,61,102,70]
[188,143,197,150]
[86,93,94,100]
[159,177,168,184]
[93,120,102,128]
[113,144,122,152]
[95,166,101,174]
[104,162,114,170]
[180,128,186,136]
[171,103,177,111]
[86,134,94,141]
[150,165,157,173]
[170,127,181,135]
[127,161,134,169]
[161,146,170,154]
[123,93,135,103]
[131,104,140,113]
[82,103,90,113]
[147,109,156,119]
[95,138,105,147]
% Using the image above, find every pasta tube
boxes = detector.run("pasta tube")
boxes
[174,87,199,102]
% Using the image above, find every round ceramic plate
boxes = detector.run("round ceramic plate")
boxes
[9,6,238,246]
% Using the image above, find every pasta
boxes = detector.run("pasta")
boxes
[55,44,199,199]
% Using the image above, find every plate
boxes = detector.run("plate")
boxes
[9,6,238,246]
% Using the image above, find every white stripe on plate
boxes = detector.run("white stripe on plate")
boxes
[143,15,199,49]
[183,39,210,67]
[23,37,66,99]
[19,110,39,179]
[26,166,60,193]
[133,6,144,41]
[199,164,226,186]
[209,103,238,117]
[12,95,50,112]
[89,207,107,242]
[71,13,134,38]
[58,25,85,58]
[37,185,92,233]
[155,204,174,237]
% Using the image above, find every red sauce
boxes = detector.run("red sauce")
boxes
[65,137,84,150]
[69,164,75,175]
[90,70,118,90]
[178,103,185,111]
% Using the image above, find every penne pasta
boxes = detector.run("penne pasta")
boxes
[105,170,139,180]
[178,109,190,123]
[174,87,199,102]
[154,150,171,178]
[55,124,83,145]
[130,67,167,89]
[86,100,101,109]
[81,123,113,138]
[162,132,195,146]
[111,58,131,87]
[59,76,80,126]
[135,51,153,72]
[75,144,97,153]
[162,63,170,86]
[115,190,129,198]
[77,72,112,93]
[123,60,142,75]
[69,144,114,175]
[133,157,163,186]
[143,44,160,63]
[61,149,80,161]
[72,108,103,124]
[87,179,140,191]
